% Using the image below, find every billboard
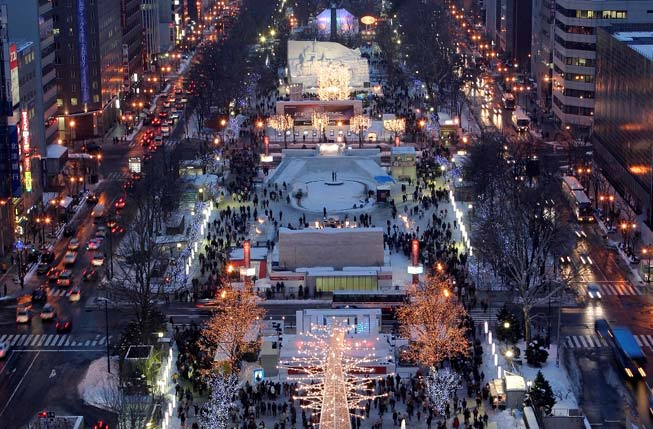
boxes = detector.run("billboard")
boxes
[8,125,21,197]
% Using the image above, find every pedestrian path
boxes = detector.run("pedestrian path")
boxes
[564,334,653,349]
[0,333,112,349]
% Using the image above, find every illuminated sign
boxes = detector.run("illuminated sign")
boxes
[20,111,29,152]
[8,125,21,197]
[20,111,31,193]
[361,16,376,25]
[24,171,32,193]
[9,44,19,108]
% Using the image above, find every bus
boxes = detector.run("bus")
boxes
[562,176,594,222]
[511,108,530,132]
[502,93,515,110]
[595,320,647,379]
[331,291,408,316]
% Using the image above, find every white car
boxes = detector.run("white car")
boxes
[0,341,10,359]
[40,304,56,320]
[63,251,77,266]
[92,253,106,267]
[16,308,30,324]
[587,283,602,300]
[69,287,81,303]
[67,238,81,251]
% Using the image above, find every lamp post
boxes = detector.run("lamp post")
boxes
[220,118,227,144]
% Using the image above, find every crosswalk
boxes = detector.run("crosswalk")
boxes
[105,172,132,181]
[564,334,653,349]
[589,282,642,296]
[0,333,112,349]
[469,308,498,325]
[47,287,73,297]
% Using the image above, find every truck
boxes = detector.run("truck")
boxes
[511,107,530,133]
[91,203,106,223]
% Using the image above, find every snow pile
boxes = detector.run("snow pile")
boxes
[78,356,121,411]
[494,409,525,428]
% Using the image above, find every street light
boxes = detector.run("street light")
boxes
[643,246,653,282]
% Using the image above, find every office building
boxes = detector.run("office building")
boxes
[53,0,122,139]
[142,0,161,70]
[4,0,58,149]
[120,0,143,93]
[593,25,653,227]
[551,0,653,136]
[531,0,555,111]
[0,8,13,254]
[497,0,532,70]
[484,0,501,45]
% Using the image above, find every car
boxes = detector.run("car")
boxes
[123,180,134,191]
[57,270,73,287]
[31,287,47,304]
[69,288,81,303]
[114,197,126,209]
[40,304,56,320]
[96,226,108,238]
[163,100,171,108]
[16,307,31,324]
[0,341,10,359]
[111,224,125,234]
[92,253,106,267]
[87,238,103,250]
[63,251,77,266]
[559,255,572,265]
[574,229,588,239]
[47,268,61,284]
[82,267,98,282]
[68,238,81,251]
[41,250,55,264]
[87,193,99,204]
[587,283,602,299]
[579,254,593,265]
[55,317,72,333]
[36,262,51,275]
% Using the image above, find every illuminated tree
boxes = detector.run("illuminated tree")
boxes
[383,117,406,143]
[200,286,266,371]
[350,114,371,148]
[268,114,294,148]
[312,112,330,142]
[200,370,240,429]
[425,367,460,416]
[317,64,351,101]
[397,273,469,367]
[283,323,386,429]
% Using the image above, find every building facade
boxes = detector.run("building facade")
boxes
[531,0,555,111]
[120,0,143,93]
[593,25,653,227]
[54,0,122,139]
[4,0,58,149]
[551,0,653,136]
[142,0,161,70]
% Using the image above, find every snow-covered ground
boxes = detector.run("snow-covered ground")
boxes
[77,356,120,411]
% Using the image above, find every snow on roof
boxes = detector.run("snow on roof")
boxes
[46,144,67,159]
[504,373,526,391]
[229,247,268,260]
[280,226,383,234]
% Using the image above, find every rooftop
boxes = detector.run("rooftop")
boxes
[613,31,653,60]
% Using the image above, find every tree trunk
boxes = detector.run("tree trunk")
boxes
[523,306,531,342]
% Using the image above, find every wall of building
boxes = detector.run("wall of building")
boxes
[278,227,385,270]
[593,25,653,225]
[551,0,653,135]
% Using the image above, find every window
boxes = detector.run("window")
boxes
[601,10,627,19]
[56,98,63,107]
[70,97,78,106]
[93,95,100,103]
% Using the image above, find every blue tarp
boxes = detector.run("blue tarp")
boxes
[375,175,394,184]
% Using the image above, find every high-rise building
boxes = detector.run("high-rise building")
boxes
[497,0,532,70]
[531,0,555,111]
[142,0,162,70]
[4,0,58,149]
[593,24,653,227]
[120,0,143,93]
[484,0,501,45]
[550,0,653,136]
[53,0,122,139]
[0,6,13,254]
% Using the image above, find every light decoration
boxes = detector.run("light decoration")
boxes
[268,114,294,146]
[383,118,406,140]
[283,323,387,429]
[199,370,240,429]
[317,64,351,101]
[312,112,330,142]
[424,367,461,416]
[349,114,371,147]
